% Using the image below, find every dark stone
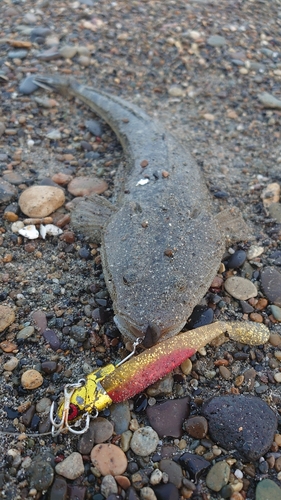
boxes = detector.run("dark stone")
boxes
[153,482,180,500]
[186,306,214,330]
[30,414,40,431]
[49,475,67,500]
[226,250,247,269]
[159,459,183,488]
[41,361,57,374]
[21,405,36,426]
[4,406,21,419]
[179,452,210,481]
[67,485,87,500]
[42,329,61,351]
[70,325,87,342]
[0,179,18,203]
[79,247,92,259]
[261,267,281,307]
[30,27,51,38]
[85,119,103,136]
[202,395,277,461]
[27,454,54,491]
[125,487,140,500]
[146,396,190,438]
[184,416,208,439]
[240,300,254,314]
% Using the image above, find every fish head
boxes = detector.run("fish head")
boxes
[33,75,77,97]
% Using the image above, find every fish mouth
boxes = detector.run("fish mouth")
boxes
[32,75,72,96]
[114,314,186,345]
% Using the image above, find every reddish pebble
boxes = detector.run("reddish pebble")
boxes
[255,298,268,310]
[162,170,169,178]
[31,310,47,333]
[115,475,131,490]
[249,312,263,323]
[60,231,75,243]
[91,444,127,476]
[68,176,108,196]
[55,214,71,227]
[140,160,149,167]
[52,172,73,185]
[24,243,36,253]
[3,212,18,222]
[184,416,208,439]
[0,340,17,353]
[210,276,223,289]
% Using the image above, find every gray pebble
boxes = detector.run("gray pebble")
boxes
[19,76,39,95]
[8,50,28,59]
[207,35,227,46]
[130,426,159,456]
[27,454,54,491]
[85,119,103,136]
[258,92,281,109]
[17,326,34,340]
[101,475,118,498]
[110,401,130,434]
[206,461,230,492]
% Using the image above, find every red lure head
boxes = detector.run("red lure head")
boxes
[68,403,79,421]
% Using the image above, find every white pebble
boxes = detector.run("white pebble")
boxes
[150,468,163,485]
[234,469,243,479]
[11,221,24,233]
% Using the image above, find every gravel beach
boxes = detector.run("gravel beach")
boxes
[1,1,281,499]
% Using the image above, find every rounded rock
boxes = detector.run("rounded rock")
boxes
[206,461,230,492]
[255,479,281,500]
[130,426,159,456]
[101,474,118,497]
[0,305,15,332]
[184,416,208,439]
[224,276,257,300]
[17,326,35,340]
[19,185,65,217]
[67,176,108,196]
[55,452,84,480]
[261,267,281,307]
[91,443,127,476]
[226,250,247,269]
[21,369,43,389]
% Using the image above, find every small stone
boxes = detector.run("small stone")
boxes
[140,487,157,500]
[249,312,264,323]
[224,276,257,300]
[31,310,47,333]
[274,372,281,383]
[206,461,230,492]
[3,357,19,371]
[19,76,39,95]
[261,183,280,208]
[0,305,15,332]
[146,373,174,396]
[85,119,103,136]
[59,45,77,59]
[21,369,43,390]
[255,479,281,500]
[180,358,192,375]
[130,427,159,456]
[67,176,108,196]
[41,361,57,374]
[0,179,18,203]
[0,122,6,137]
[268,203,281,223]
[17,326,34,340]
[159,459,183,488]
[101,474,118,497]
[120,430,132,452]
[3,211,18,222]
[179,452,210,481]
[55,452,84,480]
[8,50,28,59]
[49,476,67,500]
[184,416,208,439]
[153,483,179,500]
[247,245,264,260]
[19,185,65,217]
[146,397,190,438]
[28,454,54,491]
[207,35,227,46]
[168,85,184,97]
[78,417,114,454]
[78,55,91,66]
[36,397,52,413]
[219,365,232,379]
[258,93,281,109]
[110,402,131,434]
[261,267,281,307]
[0,340,17,353]
[269,333,281,347]
[52,173,73,185]
[271,305,281,322]
[42,329,61,351]
[227,250,247,269]
[91,444,127,476]
[150,469,163,485]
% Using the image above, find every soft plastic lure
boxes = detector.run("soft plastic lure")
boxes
[50,321,270,436]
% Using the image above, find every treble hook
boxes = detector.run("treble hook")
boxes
[50,379,93,436]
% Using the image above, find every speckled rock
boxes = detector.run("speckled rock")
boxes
[101,475,118,497]
[224,276,257,300]
[261,267,281,307]
[0,179,18,203]
[21,369,43,389]
[17,326,34,340]
[202,395,277,460]
[146,397,190,438]
[19,185,65,217]
[91,444,127,476]
[130,427,159,456]
[55,452,84,480]
[28,454,54,491]
[206,461,230,492]
[0,306,15,333]
[78,417,114,454]
[184,416,208,439]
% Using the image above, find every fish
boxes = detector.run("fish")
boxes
[33,75,225,345]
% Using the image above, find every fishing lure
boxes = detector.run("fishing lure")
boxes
[50,321,269,436]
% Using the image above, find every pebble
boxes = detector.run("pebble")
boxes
[17,325,34,340]
[140,487,157,500]
[202,395,277,460]
[261,267,281,307]
[67,176,108,196]
[0,305,15,333]
[274,372,281,383]
[8,50,28,59]
[269,333,281,347]
[247,245,264,260]
[101,475,118,497]
[3,357,19,371]
[150,469,163,485]
[224,276,257,300]
[19,185,65,217]
[152,483,179,500]
[78,417,114,454]
[130,427,159,456]
[3,172,26,186]
[55,452,84,480]
[146,397,190,438]
[268,203,281,223]
[28,454,54,491]
[49,476,67,500]
[120,430,132,452]
[168,85,185,97]
[271,305,281,321]
[146,373,173,396]
[159,459,183,488]
[180,358,192,375]
[0,179,18,204]
[21,369,43,390]
[258,92,281,109]
[207,35,227,46]
[0,122,6,137]
[184,416,208,439]
[19,76,39,95]
[36,397,52,413]
[255,479,281,500]
[59,45,78,58]
[206,461,230,492]
[91,444,127,476]
[85,119,103,136]
[179,453,210,481]
[226,250,247,269]
[52,172,73,185]
[42,329,61,350]
[0,340,17,353]
[110,402,131,434]
[31,310,47,333]
[261,182,280,208]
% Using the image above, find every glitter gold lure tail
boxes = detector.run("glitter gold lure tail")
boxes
[50,321,269,436]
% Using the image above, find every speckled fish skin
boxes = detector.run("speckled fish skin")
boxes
[33,75,224,343]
